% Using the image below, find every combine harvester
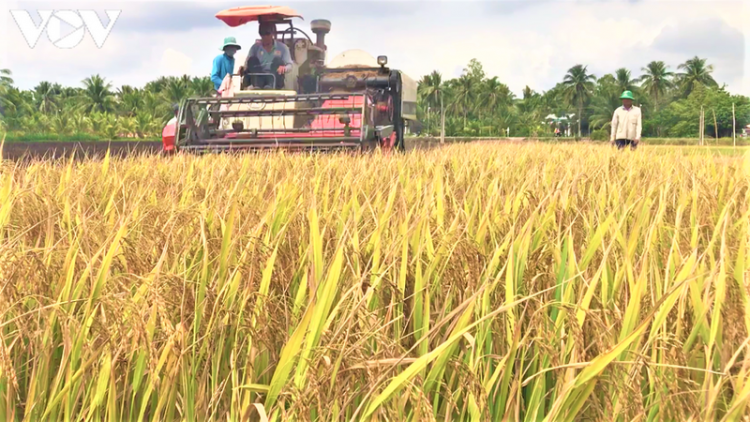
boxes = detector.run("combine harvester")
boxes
[162,5,418,154]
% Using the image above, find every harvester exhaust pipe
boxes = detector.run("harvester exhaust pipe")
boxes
[310,19,331,49]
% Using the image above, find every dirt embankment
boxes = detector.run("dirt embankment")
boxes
[1,141,164,162]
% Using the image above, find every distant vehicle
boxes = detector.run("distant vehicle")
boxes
[162,5,418,154]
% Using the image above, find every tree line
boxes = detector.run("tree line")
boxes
[416,56,750,139]
[0,71,213,139]
[0,55,748,140]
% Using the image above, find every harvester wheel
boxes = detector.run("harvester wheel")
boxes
[378,121,405,153]
[381,132,397,152]
[393,119,406,152]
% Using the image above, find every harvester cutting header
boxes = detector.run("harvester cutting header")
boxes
[161,5,418,153]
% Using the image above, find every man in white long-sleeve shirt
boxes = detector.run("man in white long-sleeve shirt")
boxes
[610,90,642,150]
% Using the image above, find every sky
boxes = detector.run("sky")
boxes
[0,0,748,97]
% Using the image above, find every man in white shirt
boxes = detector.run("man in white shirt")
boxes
[239,22,294,89]
[610,90,642,150]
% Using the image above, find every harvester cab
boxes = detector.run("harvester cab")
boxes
[162,5,417,154]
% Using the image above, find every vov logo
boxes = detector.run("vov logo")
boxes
[10,10,121,49]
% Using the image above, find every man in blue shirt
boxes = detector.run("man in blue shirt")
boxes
[211,36,242,91]
[239,22,293,89]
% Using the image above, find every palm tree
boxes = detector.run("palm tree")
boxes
[450,74,475,128]
[614,68,639,94]
[119,116,136,138]
[32,113,52,135]
[100,113,121,140]
[516,86,541,115]
[522,86,533,100]
[34,81,61,114]
[418,71,444,135]
[89,112,109,134]
[676,56,718,97]
[638,61,674,107]
[481,77,512,116]
[51,112,71,137]
[144,76,170,94]
[135,111,156,138]
[478,77,513,134]
[0,69,12,120]
[117,86,144,117]
[588,83,622,132]
[0,68,12,89]
[80,74,115,113]
[163,79,190,106]
[190,77,214,97]
[140,91,164,118]
[562,64,596,138]
[420,71,443,107]
[517,110,544,136]
[69,112,91,134]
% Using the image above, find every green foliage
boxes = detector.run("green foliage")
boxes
[676,56,718,97]
[648,84,750,138]
[590,129,608,141]
[0,73,213,140]
[639,61,674,108]
[2,56,749,142]
[415,56,748,139]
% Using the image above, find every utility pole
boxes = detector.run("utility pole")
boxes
[732,103,737,149]
[440,93,445,144]
[699,106,704,146]
[712,109,718,144]
[427,106,431,135]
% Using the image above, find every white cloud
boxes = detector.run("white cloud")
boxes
[158,47,193,76]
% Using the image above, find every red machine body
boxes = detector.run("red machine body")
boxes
[161,117,176,152]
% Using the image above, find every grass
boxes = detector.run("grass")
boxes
[1,143,750,421]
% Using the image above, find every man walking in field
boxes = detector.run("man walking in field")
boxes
[610,90,642,150]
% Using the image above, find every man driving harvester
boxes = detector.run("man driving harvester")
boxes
[239,21,294,89]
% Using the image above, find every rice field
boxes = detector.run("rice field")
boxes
[649,145,750,157]
[1,143,750,421]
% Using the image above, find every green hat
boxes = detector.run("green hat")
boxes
[220,36,241,50]
[619,90,635,100]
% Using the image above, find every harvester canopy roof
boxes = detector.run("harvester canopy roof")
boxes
[215,6,303,27]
